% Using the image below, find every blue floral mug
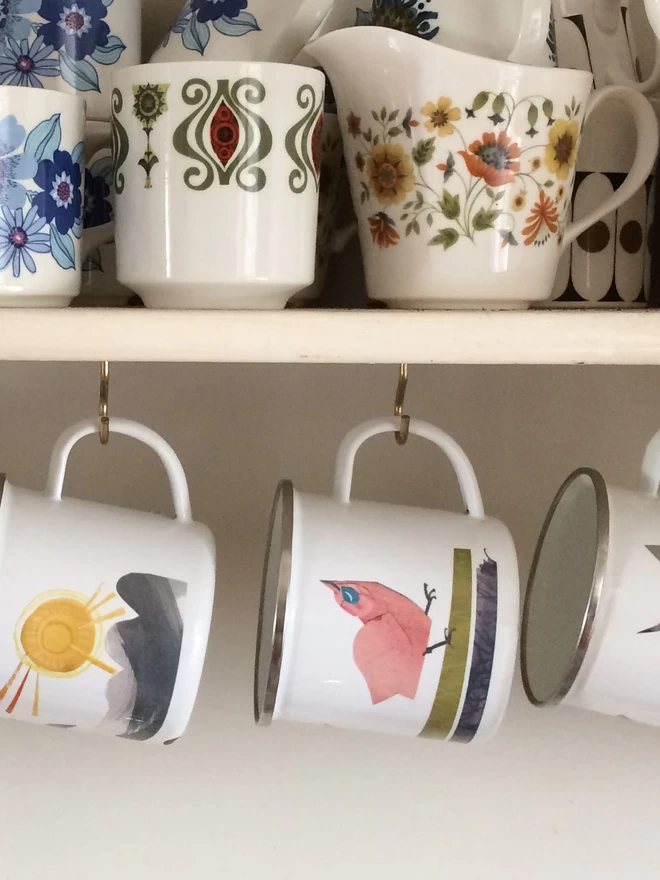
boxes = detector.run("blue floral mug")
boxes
[0,0,141,122]
[152,0,337,64]
[0,86,85,306]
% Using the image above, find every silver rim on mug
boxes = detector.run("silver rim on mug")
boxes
[254,480,294,726]
[520,467,610,707]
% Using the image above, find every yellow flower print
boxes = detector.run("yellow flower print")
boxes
[512,192,526,211]
[545,119,580,181]
[421,97,461,137]
[530,156,542,172]
[367,143,415,206]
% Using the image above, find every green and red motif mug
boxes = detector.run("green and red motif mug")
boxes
[308,27,659,309]
[112,61,324,310]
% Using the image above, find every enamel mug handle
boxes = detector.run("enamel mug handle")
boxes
[333,417,485,519]
[562,86,659,250]
[45,417,193,523]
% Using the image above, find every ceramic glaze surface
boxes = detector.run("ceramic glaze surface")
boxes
[153,0,337,64]
[309,27,658,308]
[112,62,325,310]
[0,418,216,743]
[0,0,141,121]
[0,87,84,306]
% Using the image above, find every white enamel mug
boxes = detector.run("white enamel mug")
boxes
[0,418,216,744]
[357,0,554,66]
[153,0,337,63]
[255,418,519,743]
[522,428,660,728]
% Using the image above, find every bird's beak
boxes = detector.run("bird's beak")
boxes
[321,580,340,591]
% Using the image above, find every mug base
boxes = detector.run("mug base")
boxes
[0,295,74,308]
[382,298,532,311]
[123,282,303,311]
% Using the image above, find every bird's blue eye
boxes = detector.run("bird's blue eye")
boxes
[341,587,360,605]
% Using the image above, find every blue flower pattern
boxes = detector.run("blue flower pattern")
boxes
[162,0,260,55]
[0,0,126,93]
[0,112,82,277]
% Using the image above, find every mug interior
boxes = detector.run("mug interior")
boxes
[521,469,608,706]
[254,481,293,725]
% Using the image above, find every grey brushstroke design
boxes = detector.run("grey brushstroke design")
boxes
[639,546,660,634]
[103,573,187,741]
[450,553,498,744]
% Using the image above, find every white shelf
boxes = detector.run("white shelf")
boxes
[0,308,658,364]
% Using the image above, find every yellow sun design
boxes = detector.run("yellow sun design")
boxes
[0,587,125,718]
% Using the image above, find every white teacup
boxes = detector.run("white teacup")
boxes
[153,0,337,64]
[112,62,325,309]
[308,27,659,309]
[356,0,555,66]
[0,0,141,122]
[255,417,519,743]
[0,87,85,307]
[0,418,216,743]
[522,428,660,729]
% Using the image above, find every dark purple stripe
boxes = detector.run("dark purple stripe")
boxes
[450,554,498,744]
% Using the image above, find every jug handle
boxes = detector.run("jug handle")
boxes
[596,0,660,94]
[333,416,485,518]
[45,417,193,524]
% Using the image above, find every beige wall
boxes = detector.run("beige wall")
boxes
[1,363,660,878]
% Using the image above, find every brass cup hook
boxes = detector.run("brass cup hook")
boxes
[99,361,110,445]
[394,363,410,446]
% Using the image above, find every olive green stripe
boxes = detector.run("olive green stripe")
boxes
[420,549,473,740]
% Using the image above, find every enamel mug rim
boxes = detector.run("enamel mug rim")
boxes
[520,467,610,707]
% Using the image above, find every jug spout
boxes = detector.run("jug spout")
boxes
[305,26,401,88]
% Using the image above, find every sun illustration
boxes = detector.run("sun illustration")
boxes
[0,586,125,718]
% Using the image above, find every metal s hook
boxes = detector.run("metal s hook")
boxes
[99,361,109,445]
[394,364,410,446]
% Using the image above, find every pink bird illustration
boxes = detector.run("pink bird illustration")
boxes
[321,580,453,705]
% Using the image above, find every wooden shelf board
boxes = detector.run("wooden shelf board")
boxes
[0,308,657,365]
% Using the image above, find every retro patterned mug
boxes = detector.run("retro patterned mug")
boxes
[522,427,660,728]
[0,417,216,743]
[0,86,85,307]
[112,62,325,309]
[0,0,141,122]
[153,0,337,64]
[255,417,519,743]
[308,27,659,308]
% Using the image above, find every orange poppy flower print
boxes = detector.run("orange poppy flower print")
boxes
[369,212,400,248]
[459,131,521,187]
[522,190,559,246]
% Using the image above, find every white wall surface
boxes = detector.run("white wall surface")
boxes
[1,363,660,879]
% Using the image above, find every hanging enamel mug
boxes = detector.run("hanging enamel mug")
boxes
[255,418,519,743]
[521,428,660,727]
[0,418,216,743]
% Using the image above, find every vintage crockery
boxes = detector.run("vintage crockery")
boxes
[0,86,85,307]
[289,111,347,305]
[0,417,215,742]
[153,0,337,64]
[521,428,660,728]
[549,0,655,307]
[255,417,519,742]
[356,0,555,67]
[112,62,325,310]
[308,27,659,309]
[0,0,141,122]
